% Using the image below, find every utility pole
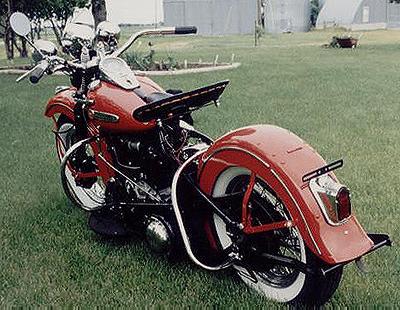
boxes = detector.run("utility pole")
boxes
[256,0,262,26]
[154,0,158,29]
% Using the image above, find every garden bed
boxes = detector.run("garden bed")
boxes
[0,62,241,76]
[134,62,241,76]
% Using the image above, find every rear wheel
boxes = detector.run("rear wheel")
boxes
[211,167,342,306]
[56,116,106,211]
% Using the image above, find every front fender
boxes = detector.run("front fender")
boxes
[198,125,373,264]
[44,87,76,121]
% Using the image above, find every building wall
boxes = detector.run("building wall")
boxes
[388,1,400,28]
[317,0,400,30]
[212,0,257,35]
[316,0,363,28]
[265,0,311,33]
[163,0,257,35]
[163,1,186,26]
[353,0,387,24]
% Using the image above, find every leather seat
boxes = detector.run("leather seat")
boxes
[145,92,172,104]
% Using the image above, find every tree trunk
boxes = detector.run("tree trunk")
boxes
[37,22,41,39]
[5,0,14,60]
[4,28,14,60]
[20,37,28,57]
[91,0,107,28]
[50,19,62,46]
[13,35,21,53]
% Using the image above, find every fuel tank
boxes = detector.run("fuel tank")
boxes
[87,76,162,133]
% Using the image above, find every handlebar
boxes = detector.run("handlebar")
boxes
[175,26,197,35]
[16,56,92,84]
[16,25,198,84]
[29,60,50,84]
[112,26,197,58]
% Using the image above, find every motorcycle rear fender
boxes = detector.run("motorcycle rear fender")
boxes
[44,87,76,121]
[197,125,374,265]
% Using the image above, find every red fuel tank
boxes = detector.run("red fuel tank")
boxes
[87,76,163,133]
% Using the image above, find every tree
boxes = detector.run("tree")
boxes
[0,0,52,59]
[91,0,106,28]
[41,0,90,45]
[0,0,105,59]
[1,0,16,60]
[310,0,320,27]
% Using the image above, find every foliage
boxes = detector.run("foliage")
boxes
[0,0,88,26]
[123,48,179,71]
[124,49,155,71]
[310,0,320,26]
[160,55,179,71]
[0,0,90,58]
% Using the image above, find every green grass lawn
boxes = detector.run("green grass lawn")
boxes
[0,29,399,307]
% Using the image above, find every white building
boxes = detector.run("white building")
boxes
[265,0,311,33]
[105,0,164,25]
[163,0,258,35]
[317,0,400,30]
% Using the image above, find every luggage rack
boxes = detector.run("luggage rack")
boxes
[133,80,229,122]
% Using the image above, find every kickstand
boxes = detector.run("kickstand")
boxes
[355,258,368,274]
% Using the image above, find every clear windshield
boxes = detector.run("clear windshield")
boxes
[99,57,139,90]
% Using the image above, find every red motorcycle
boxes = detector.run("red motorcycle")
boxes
[10,11,391,306]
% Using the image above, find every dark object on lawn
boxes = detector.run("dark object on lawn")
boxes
[336,36,358,48]
[329,35,360,49]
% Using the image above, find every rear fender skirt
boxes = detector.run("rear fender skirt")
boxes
[197,125,374,264]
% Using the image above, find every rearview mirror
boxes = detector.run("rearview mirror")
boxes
[10,12,31,37]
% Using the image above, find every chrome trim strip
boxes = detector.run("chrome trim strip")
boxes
[202,146,270,168]
[200,146,322,255]
[171,150,232,271]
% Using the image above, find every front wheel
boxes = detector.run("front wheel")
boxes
[55,116,106,211]
[210,167,343,306]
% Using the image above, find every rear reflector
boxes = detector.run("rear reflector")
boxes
[336,187,351,221]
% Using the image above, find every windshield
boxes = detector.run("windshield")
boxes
[99,57,139,90]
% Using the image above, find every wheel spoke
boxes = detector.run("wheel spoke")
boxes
[212,170,306,290]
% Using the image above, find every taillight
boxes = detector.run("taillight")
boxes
[336,187,351,221]
[309,175,352,225]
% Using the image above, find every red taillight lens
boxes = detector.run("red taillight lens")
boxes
[336,187,351,221]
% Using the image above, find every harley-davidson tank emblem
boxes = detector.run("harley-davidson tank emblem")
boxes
[89,109,119,123]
